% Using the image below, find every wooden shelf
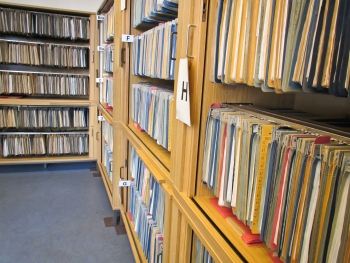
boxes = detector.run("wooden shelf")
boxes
[0,98,91,106]
[127,123,170,171]
[98,103,113,123]
[98,162,113,207]
[193,196,276,263]
[123,212,148,263]
[0,155,95,165]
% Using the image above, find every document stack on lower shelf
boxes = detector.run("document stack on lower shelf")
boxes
[201,104,350,263]
[101,77,113,109]
[211,0,350,96]
[102,120,113,182]
[132,19,177,80]
[0,132,88,157]
[102,4,114,42]
[131,83,173,151]
[129,146,165,263]
[103,44,114,73]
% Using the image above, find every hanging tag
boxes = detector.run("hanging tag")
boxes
[119,180,131,187]
[98,116,105,121]
[97,15,105,21]
[176,58,191,126]
[122,34,134,42]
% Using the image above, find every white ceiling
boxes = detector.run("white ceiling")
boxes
[0,0,103,13]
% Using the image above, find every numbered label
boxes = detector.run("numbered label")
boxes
[122,34,134,42]
[119,180,131,187]
[97,15,105,21]
[97,46,105,52]
[97,116,105,121]
[96,78,104,83]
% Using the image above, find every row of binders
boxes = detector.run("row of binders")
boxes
[103,44,113,73]
[0,107,88,130]
[102,120,113,182]
[195,238,215,263]
[132,83,174,151]
[0,7,90,40]
[101,77,113,109]
[132,19,177,80]
[202,105,350,263]
[0,40,89,68]
[133,0,178,28]
[211,0,350,97]
[0,133,88,157]
[129,146,165,263]
[0,71,89,96]
[102,5,114,42]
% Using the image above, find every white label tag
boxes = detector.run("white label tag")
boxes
[121,0,126,10]
[176,58,191,126]
[119,180,131,187]
[97,46,105,52]
[122,34,134,42]
[98,116,105,121]
[96,78,104,83]
[97,15,105,21]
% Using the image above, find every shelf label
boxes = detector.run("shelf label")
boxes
[119,180,131,187]
[97,46,105,52]
[97,15,105,21]
[122,34,134,42]
[96,78,104,83]
[176,58,191,126]
[98,116,105,121]
[121,0,126,10]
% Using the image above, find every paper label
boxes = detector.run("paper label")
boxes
[96,78,104,83]
[176,58,191,126]
[97,116,105,121]
[119,180,131,187]
[122,34,134,42]
[121,0,126,10]
[97,46,105,52]
[97,15,105,21]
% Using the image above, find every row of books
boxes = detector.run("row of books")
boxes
[133,0,178,28]
[202,105,350,263]
[195,237,215,263]
[132,19,177,80]
[102,4,114,42]
[102,120,113,182]
[0,7,90,40]
[103,44,113,73]
[0,107,88,130]
[132,83,173,151]
[129,146,165,262]
[0,71,89,96]
[0,40,89,68]
[101,77,113,109]
[211,0,350,97]
[0,133,88,157]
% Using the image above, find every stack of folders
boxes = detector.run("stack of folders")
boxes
[0,107,88,130]
[132,19,177,80]
[202,105,350,263]
[0,71,89,96]
[103,5,114,42]
[0,7,90,40]
[104,44,114,73]
[195,238,215,263]
[0,133,88,157]
[132,83,174,151]
[211,0,350,97]
[129,147,165,263]
[132,0,178,28]
[102,77,113,108]
[102,120,113,182]
[0,41,89,68]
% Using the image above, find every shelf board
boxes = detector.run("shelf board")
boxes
[123,212,148,263]
[0,98,91,106]
[0,155,95,165]
[127,123,170,171]
[98,162,113,208]
[98,103,113,123]
[193,196,277,263]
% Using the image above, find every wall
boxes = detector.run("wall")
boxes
[0,0,103,13]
